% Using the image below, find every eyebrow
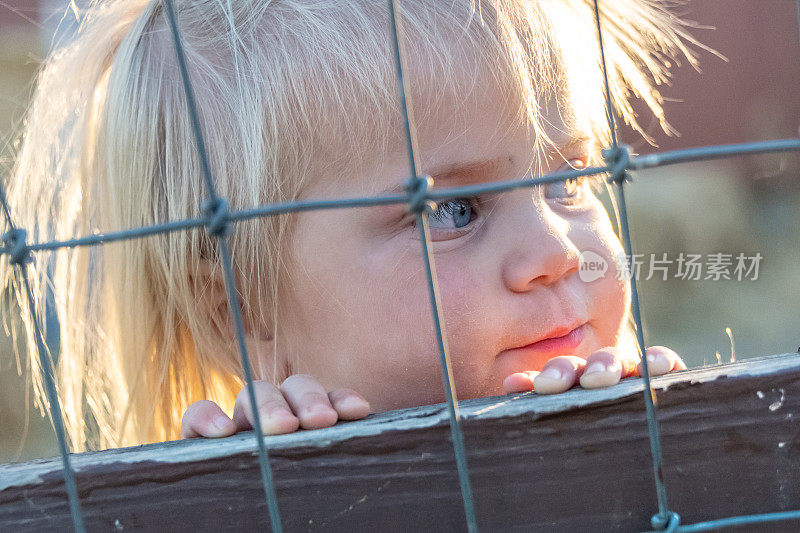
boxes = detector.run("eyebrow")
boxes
[429,156,512,189]
[376,158,508,198]
[380,136,591,195]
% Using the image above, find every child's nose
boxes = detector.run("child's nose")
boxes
[500,197,581,292]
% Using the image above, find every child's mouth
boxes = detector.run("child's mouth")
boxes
[505,323,586,358]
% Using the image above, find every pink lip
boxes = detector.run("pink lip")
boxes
[507,323,586,358]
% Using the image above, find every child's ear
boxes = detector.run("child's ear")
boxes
[188,259,281,376]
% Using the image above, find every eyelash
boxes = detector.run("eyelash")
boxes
[427,197,480,236]
[545,158,590,205]
[414,156,592,239]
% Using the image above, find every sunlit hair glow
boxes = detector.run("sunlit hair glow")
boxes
[3,0,701,449]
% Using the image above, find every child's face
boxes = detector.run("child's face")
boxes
[278,68,631,412]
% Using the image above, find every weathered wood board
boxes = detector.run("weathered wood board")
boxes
[1,354,799,532]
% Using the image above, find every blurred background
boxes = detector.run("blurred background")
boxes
[0,1,798,462]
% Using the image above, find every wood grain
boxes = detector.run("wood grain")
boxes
[1,354,799,532]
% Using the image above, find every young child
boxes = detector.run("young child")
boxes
[4,0,695,450]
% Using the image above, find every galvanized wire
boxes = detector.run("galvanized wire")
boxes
[593,0,672,527]
[387,0,478,530]
[2,138,800,254]
[646,509,800,532]
[593,0,618,148]
[162,1,282,531]
[0,0,799,531]
[0,195,85,532]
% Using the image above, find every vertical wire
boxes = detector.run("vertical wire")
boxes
[161,2,282,531]
[593,0,672,527]
[613,185,671,524]
[387,1,478,531]
[162,0,217,204]
[593,0,617,148]
[0,206,85,531]
[19,271,87,533]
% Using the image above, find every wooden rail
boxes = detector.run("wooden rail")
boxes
[1,353,799,532]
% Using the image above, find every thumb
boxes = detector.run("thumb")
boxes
[181,400,236,439]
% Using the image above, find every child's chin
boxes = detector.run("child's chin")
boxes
[495,348,567,377]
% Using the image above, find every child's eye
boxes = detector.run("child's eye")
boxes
[544,178,583,201]
[544,158,589,203]
[428,197,478,231]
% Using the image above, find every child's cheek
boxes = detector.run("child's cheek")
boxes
[350,242,456,409]
[578,223,632,349]
[587,271,630,349]
[428,258,500,397]
[363,239,500,405]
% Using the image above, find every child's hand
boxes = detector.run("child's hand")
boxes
[502,345,687,395]
[180,375,371,439]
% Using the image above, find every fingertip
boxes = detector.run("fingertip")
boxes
[206,414,236,438]
[503,372,536,393]
[329,389,371,421]
[579,362,622,389]
[533,367,571,394]
[651,345,688,371]
[644,346,672,376]
[298,404,338,430]
[337,396,371,421]
[261,409,300,435]
[181,400,234,439]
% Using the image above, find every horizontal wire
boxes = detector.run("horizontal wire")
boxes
[25,217,206,251]
[2,136,797,258]
[645,509,800,532]
[0,165,611,255]
[631,138,800,170]
[0,6,797,531]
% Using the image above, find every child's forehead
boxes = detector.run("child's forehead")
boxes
[404,69,587,161]
[284,2,596,197]
[307,70,589,199]
[376,132,590,195]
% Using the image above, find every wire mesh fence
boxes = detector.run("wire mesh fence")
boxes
[1,0,799,531]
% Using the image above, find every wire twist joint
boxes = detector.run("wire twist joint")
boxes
[201,198,231,238]
[2,228,33,266]
[404,175,437,215]
[602,144,633,185]
[651,510,681,532]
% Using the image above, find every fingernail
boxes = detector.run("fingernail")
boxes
[342,395,369,410]
[304,403,331,417]
[647,353,657,363]
[539,367,562,380]
[269,407,294,420]
[585,362,606,374]
[213,415,231,432]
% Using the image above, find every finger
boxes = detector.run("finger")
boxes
[503,371,538,393]
[181,400,236,439]
[579,346,635,389]
[280,374,339,430]
[233,380,300,435]
[328,388,371,420]
[637,345,688,377]
[533,356,586,395]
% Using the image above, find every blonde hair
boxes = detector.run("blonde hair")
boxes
[3,0,700,450]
